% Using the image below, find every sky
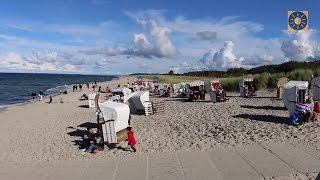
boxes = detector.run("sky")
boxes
[0,0,320,75]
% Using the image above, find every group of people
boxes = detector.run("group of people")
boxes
[73,84,82,92]
[31,90,44,100]
[80,126,137,155]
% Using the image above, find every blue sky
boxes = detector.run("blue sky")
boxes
[0,0,319,75]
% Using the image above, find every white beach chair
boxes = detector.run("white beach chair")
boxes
[98,101,130,144]
[282,81,308,116]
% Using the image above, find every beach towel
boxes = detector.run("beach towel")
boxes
[295,103,308,114]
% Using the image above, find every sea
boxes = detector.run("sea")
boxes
[0,73,116,109]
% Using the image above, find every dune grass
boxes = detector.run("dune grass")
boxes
[141,68,317,92]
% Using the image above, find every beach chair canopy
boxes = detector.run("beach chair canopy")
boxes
[112,87,132,96]
[153,77,159,83]
[88,93,96,100]
[188,80,204,87]
[211,80,221,91]
[311,77,320,101]
[283,81,308,90]
[277,77,289,88]
[239,78,254,86]
[283,81,308,115]
[154,83,168,90]
[128,91,150,110]
[99,101,129,133]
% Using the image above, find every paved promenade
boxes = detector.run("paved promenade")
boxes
[1,142,320,180]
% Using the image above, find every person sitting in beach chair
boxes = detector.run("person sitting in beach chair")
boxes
[216,87,228,102]
[295,97,317,123]
[244,82,255,97]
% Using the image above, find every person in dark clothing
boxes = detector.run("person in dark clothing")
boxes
[48,95,52,104]
[79,84,82,91]
[31,92,37,100]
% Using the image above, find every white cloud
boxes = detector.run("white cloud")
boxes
[200,41,243,70]
[125,19,178,58]
[0,51,81,72]
[79,18,178,59]
[281,31,314,61]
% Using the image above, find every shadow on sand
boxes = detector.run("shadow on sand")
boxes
[233,114,289,125]
[78,105,89,108]
[240,105,287,111]
[77,122,97,129]
[67,122,98,138]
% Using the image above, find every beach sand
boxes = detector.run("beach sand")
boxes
[0,76,319,179]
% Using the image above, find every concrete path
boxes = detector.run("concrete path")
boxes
[1,143,320,180]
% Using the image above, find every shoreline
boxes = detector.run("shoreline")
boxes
[0,75,120,111]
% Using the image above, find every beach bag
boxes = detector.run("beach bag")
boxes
[289,114,299,125]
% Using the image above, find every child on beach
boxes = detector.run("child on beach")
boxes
[126,127,137,152]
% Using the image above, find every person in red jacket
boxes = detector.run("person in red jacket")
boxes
[126,127,136,152]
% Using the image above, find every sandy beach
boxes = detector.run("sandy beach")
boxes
[1,76,320,179]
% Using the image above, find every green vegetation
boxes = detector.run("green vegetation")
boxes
[134,61,320,92]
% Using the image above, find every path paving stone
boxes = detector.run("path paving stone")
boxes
[262,143,320,173]
[148,153,184,180]
[234,145,295,178]
[289,141,320,160]
[1,143,320,180]
[208,147,263,180]
[178,151,223,180]
[82,160,117,179]
[115,156,148,180]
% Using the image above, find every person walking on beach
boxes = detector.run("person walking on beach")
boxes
[73,85,75,92]
[75,84,78,91]
[86,83,89,89]
[126,127,137,152]
[48,95,52,104]
[79,84,82,91]
[38,90,43,101]
[31,92,37,100]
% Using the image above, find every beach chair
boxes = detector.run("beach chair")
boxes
[283,81,308,116]
[239,78,256,97]
[98,102,130,145]
[128,91,151,115]
[277,77,289,99]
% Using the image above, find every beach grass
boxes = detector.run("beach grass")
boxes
[141,68,316,91]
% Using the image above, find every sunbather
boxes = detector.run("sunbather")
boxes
[80,93,88,101]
